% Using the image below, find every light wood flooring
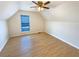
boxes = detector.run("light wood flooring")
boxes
[0,32,79,57]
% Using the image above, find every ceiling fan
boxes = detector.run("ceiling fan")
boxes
[31,1,50,11]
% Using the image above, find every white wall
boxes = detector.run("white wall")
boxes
[0,1,19,52]
[8,10,45,37]
[0,20,9,52]
[41,2,79,49]
[0,1,19,20]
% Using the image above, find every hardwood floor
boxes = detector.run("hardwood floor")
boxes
[0,32,79,57]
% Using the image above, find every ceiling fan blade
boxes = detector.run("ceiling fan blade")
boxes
[44,1,50,5]
[43,7,50,9]
[32,1,38,5]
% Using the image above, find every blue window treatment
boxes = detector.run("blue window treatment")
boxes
[21,15,30,32]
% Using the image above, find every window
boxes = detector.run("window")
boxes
[21,15,30,32]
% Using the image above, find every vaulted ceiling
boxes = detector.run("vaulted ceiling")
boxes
[0,1,79,21]
[0,1,64,20]
[19,1,64,11]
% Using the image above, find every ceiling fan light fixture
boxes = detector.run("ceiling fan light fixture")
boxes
[38,7,44,11]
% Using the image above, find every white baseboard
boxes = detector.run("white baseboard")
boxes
[47,33,79,49]
[0,38,8,52]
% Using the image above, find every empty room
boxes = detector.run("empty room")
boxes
[0,0,79,57]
